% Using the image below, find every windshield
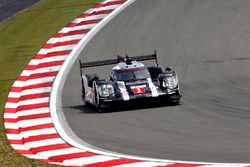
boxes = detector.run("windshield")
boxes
[116,68,150,81]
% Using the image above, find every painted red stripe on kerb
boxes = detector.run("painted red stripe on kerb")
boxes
[49,152,96,162]
[4,113,51,123]
[86,158,142,167]
[45,50,71,58]
[93,0,127,9]
[24,60,65,70]
[6,123,54,134]
[17,102,49,111]
[43,39,80,49]
[29,143,71,154]
[5,107,16,113]
[8,134,60,145]
[34,50,71,59]
[79,9,114,18]
[19,93,50,101]
[22,82,53,90]
[67,19,102,27]
[29,71,58,80]
[54,29,90,38]
[16,150,33,155]
[7,92,49,104]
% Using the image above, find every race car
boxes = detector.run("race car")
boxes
[79,51,181,112]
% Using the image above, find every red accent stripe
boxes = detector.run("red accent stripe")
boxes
[29,71,58,80]
[23,82,53,91]
[79,9,114,18]
[45,50,71,58]
[4,113,51,123]
[8,134,60,145]
[10,87,22,93]
[19,93,50,101]
[6,123,54,134]
[8,140,23,144]
[86,159,142,167]
[6,97,19,103]
[36,60,64,69]
[49,152,96,162]
[8,82,52,95]
[4,107,16,113]
[29,143,71,154]
[16,76,28,81]
[54,29,90,38]
[5,99,49,114]
[17,102,49,111]
[22,134,60,143]
[92,0,126,9]
[23,60,64,71]
[33,50,71,59]
[43,39,80,49]
[68,19,101,27]
[16,150,33,154]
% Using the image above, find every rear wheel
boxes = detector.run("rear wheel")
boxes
[81,84,91,108]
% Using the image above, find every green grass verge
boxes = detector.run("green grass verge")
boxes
[0,0,98,166]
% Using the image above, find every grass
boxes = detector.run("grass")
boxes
[0,0,98,166]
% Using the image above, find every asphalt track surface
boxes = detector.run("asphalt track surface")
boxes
[62,0,250,163]
[0,0,40,23]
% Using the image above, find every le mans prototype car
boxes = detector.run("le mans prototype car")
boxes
[79,51,181,112]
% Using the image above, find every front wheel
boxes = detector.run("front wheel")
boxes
[94,84,105,113]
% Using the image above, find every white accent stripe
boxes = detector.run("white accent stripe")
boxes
[72,14,108,23]
[12,144,29,150]
[18,118,52,127]
[49,34,85,42]
[63,155,119,166]
[20,87,51,96]
[21,66,61,76]
[17,97,49,106]
[6,134,23,140]
[37,148,84,159]
[117,81,130,101]
[5,97,49,109]
[5,123,19,130]
[25,77,55,86]
[39,44,77,55]
[28,56,67,66]
[59,24,96,33]
[4,108,50,118]
[113,162,172,167]
[18,128,56,138]
[92,4,121,12]
[25,138,65,148]
[17,108,50,117]
[24,154,49,160]
[147,78,159,97]
[4,113,17,119]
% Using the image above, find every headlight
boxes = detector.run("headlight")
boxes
[162,76,178,89]
[99,84,114,97]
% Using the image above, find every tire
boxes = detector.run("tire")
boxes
[93,83,104,113]
[81,84,91,108]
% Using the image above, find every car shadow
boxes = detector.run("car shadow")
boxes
[65,100,181,114]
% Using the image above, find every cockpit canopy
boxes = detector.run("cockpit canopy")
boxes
[112,67,150,81]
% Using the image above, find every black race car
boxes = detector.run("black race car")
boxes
[79,51,181,112]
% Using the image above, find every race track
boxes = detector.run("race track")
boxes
[62,0,250,163]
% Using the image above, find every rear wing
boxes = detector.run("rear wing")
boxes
[79,50,158,69]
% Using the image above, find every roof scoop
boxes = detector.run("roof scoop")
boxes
[124,55,133,65]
